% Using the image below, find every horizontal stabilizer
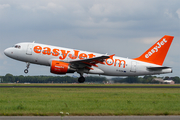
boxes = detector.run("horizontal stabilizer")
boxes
[147,66,171,71]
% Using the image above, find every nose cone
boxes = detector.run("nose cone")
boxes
[4,48,12,57]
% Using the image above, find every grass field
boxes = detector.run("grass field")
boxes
[0,84,180,116]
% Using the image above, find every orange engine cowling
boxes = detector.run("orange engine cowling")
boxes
[50,60,75,74]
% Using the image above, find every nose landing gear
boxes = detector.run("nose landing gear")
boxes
[24,62,30,74]
[24,69,28,74]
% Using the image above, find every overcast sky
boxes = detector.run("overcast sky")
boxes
[0,0,180,78]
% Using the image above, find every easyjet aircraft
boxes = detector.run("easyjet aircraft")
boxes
[4,35,174,83]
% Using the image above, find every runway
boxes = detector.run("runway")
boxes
[0,116,180,120]
[0,85,180,88]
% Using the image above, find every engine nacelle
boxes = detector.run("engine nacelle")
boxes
[50,60,75,74]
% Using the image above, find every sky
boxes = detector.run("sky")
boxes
[0,0,180,78]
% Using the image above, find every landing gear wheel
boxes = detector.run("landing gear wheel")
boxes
[78,76,85,83]
[24,62,30,74]
[24,69,28,74]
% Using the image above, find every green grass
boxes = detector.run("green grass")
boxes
[0,86,180,116]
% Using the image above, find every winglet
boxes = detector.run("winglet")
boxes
[109,54,115,59]
[133,35,174,65]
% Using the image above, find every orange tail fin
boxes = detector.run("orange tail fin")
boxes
[133,35,174,65]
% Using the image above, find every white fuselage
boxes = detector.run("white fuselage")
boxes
[4,42,172,76]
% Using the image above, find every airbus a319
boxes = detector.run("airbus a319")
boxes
[4,35,174,83]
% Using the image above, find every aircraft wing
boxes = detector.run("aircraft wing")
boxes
[69,54,115,70]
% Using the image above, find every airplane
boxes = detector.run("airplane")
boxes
[4,35,174,83]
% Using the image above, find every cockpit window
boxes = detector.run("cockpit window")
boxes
[14,45,21,49]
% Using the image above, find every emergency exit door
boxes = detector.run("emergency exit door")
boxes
[131,61,137,72]
[26,44,33,55]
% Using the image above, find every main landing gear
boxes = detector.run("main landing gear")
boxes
[24,62,30,74]
[77,71,85,83]
[78,76,85,83]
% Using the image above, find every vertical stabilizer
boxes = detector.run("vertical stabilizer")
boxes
[133,35,174,65]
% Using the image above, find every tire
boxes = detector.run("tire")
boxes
[24,69,28,74]
[78,76,85,83]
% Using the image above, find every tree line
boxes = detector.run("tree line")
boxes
[112,75,180,83]
[0,74,108,83]
[0,74,180,83]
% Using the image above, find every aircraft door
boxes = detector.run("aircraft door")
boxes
[26,44,33,55]
[131,61,136,72]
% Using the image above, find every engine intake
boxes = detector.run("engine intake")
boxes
[50,60,75,74]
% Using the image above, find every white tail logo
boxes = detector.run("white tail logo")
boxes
[145,39,167,58]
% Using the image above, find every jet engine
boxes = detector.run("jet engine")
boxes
[50,60,75,74]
